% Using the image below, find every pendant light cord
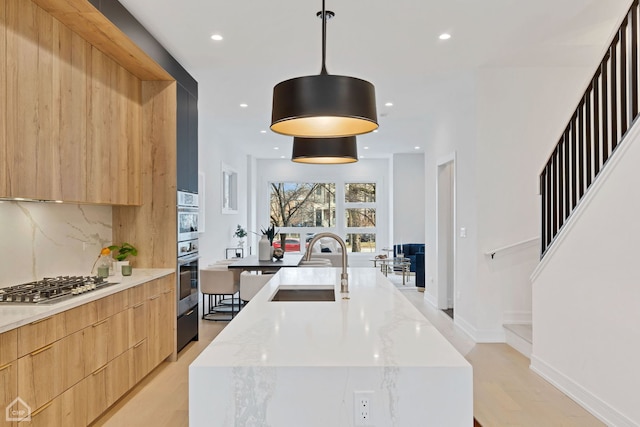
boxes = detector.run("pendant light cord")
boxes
[321,0,328,75]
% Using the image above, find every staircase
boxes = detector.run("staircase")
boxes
[540,0,640,258]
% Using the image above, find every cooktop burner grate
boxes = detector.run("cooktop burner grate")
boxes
[0,276,114,304]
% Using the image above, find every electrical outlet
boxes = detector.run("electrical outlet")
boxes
[354,391,374,426]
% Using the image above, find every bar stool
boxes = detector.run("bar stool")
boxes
[200,265,240,321]
[239,272,273,304]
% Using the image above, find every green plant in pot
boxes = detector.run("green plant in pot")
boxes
[108,242,138,276]
[260,224,277,245]
[234,224,248,247]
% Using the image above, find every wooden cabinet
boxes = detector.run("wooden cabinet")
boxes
[17,315,64,358]
[85,349,132,425]
[5,275,175,426]
[131,338,149,384]
[147,276,175,368]
[0,330,17,427]
[27,378,86,427]
[17,329,84,412]
[1,0,142,205]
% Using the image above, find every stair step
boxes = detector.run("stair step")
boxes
[503,323,532,343]
[503,323,532,358]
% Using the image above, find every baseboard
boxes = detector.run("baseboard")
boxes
[424,290,438,307]
[504,326,532,358]
[503,310,532,324]
[455,315,505,343]
[530,355,638,427]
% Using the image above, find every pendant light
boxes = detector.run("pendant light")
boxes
[271,1,378,138]
[291,136,358,164]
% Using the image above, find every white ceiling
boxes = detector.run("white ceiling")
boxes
[118,0,631,159]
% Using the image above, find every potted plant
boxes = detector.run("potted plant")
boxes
[233,225,247,248]
[260,224,277,245]
[108,242,138,276]
[258,224,278,261]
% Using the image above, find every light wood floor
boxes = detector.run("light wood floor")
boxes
[92,287,605,427]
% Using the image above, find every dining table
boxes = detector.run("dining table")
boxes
[227,253,304,273]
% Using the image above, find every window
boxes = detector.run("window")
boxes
[344,183,377,253]
[267,181,379,254]
[270,183,335,228]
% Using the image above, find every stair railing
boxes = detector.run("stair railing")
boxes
[540,0,640,258]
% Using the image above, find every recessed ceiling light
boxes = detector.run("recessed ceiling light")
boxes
[260,130,267,134]
[364,146,369,150]
[414,146,421,150]
[359,155,364,159]
[240,103,248,108]
[385,102,393,107]
[373,130,378,133]
[280,155,286,159]
[439,33,451,40]
[273,147,279,150]
[211,34,223,41]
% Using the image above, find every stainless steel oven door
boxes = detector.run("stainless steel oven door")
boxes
[177,253,199,316]
[178,207,199,242]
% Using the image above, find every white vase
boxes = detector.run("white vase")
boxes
[258,235,272,261]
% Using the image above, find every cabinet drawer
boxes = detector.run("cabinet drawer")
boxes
[27,379,87,427]
[83,318,109,375]
[0,329,17,366]
[86,349,132,425]
[129,283,149,306]
[131,339,149,384]
[96,290,130,320]
[17,315,64,357]
[129,301,148,347]
[108,309,130,361]
[18,329,85,411]
[63,301,97,335]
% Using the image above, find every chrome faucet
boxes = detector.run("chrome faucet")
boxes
[305,232,349,294]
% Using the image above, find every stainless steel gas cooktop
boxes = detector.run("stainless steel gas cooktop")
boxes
[0,276,116,304]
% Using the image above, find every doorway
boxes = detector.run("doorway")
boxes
[437,155,455,317]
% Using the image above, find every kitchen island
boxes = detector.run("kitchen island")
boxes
[189,267,472,426]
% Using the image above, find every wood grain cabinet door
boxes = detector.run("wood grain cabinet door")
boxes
[0,362,17,427]
[17,330,84,413]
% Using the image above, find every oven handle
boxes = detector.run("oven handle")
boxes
[178,254,200,265]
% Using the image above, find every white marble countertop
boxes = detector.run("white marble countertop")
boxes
[0,268,174,334]
[191,267,469,369]
[189,267,473,426]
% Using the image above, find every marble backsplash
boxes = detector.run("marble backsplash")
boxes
[0,201,112,287]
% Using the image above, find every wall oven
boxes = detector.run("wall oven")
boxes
[177,190,199,352]
[178,207,199,242]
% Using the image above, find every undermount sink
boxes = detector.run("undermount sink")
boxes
[271,286,335,302]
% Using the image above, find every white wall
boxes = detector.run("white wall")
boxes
[471,66,590,338]
[393,153,425,244]
[424,65,604,340]
[531,123,640,427]
[197,84,248,266]
[424,71,479,330]
[0,202,112,287]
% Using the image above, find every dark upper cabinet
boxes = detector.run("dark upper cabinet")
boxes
[187,90,199,192]
[177,83,198,193]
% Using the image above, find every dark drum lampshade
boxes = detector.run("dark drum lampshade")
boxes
[270,1,378,138]
[272,75,377,138]
[291,136,358,164]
